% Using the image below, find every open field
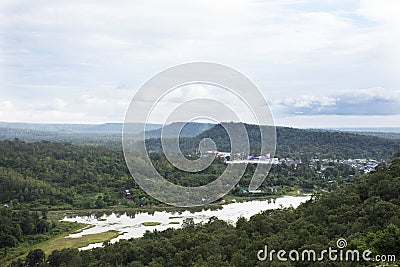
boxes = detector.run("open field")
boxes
[32,230,120,255]
[1,222,119,266]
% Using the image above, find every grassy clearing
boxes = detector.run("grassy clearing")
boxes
[67,224,95,234]
[142,221,161,226]
[32,230,120,255]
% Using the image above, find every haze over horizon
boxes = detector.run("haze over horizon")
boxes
[2,120,400,134]
[1,0,400,128]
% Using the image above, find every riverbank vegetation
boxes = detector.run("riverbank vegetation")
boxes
[142,222,161,227]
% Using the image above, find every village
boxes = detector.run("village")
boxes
[119,152,385,201]
[309,158,382,174]
[209,151,383,174]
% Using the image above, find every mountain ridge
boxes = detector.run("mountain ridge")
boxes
[1,122,399,159]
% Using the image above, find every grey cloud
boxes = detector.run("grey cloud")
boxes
[275,88,400,116]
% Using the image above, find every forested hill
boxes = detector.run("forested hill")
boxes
[143,122,215,138]
[0,140,144,210]
[157,123,400,159]
[1,123,399,159]
[276,126,399,159]
[15,152,400,266]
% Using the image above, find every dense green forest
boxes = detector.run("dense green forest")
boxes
[0,209,50,249]
[8,151,400,266]
[0,139,156,210]
[0,139,365,211]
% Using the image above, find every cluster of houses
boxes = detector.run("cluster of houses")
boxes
[309,158,382,173]
[210,151,303,166]
[211,151,382,174]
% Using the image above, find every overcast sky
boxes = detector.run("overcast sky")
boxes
[1,0,400,128]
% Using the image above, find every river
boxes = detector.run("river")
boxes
[61,195,310,250]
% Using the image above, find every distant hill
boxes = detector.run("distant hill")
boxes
[315,128,400,139]
[326,127,400,133]
[349,131,400,139]
[0,122,161,148]
[0,127,123,148]
[0,122,213,148]
[145,123,400,159]
[0,122,161,134]
[1,122,400,159]
[142,122,215,138]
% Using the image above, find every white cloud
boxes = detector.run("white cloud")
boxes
[146,84,260,124]
[0,0,399,126]
[0,100,13,116]
[79,95,108,105]
[357,0,400,27]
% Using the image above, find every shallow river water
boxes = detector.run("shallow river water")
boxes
[61,195,310,250]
